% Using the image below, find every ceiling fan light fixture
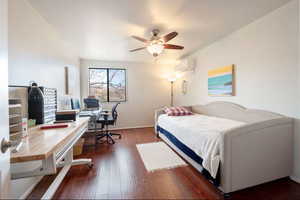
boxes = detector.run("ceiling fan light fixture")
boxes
[130,30,183,57]
[147,40,164,57]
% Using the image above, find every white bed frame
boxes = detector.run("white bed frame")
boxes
[155,101,293,194]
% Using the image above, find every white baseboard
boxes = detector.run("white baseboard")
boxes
[111,125,154,130]
[86,125,154,133]
[19,176,43,200]
[290,175,300,183]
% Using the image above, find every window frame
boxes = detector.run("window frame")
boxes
[88,67,127,102]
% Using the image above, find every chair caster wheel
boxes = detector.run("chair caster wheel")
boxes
[108,140,115,145]
[88,163,94,168]
[224,193,231,199]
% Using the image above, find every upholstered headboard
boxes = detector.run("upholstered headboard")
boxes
[190,101,285,123]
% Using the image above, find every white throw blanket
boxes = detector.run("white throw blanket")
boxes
[157,114,245,178]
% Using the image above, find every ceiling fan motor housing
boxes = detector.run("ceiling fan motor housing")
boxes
[152,29,160,37]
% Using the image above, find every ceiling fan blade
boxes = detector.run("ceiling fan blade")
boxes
[164,44,184,50]
[162,32,178,42]
[129,47,146,52]
[131,36,148,43]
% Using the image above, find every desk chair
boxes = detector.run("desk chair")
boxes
[84,97,100,110]
[96,102,121,144]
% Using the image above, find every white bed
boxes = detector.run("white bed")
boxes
[155,101,293,194]
[158,114,246,179]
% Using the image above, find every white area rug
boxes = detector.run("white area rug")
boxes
[136,142,187,172]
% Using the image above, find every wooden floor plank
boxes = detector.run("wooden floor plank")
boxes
[27,127,300,200]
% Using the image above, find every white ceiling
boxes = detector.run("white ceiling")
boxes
[28,0,291,63]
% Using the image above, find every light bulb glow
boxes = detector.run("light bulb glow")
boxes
[147,40,164,57]
[167,77,177,82]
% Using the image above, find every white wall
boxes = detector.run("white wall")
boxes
[173,0,300,181]
[8,0,80,99]
[81,59,173,129]
[294,0,300,183]
[8,0,80,198]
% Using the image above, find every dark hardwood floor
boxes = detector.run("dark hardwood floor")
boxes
[28,128,300,200]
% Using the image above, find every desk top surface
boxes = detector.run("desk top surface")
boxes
[11,117,89,163]
[79,109,102,117]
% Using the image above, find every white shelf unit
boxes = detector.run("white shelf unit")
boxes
[9,99,23,151]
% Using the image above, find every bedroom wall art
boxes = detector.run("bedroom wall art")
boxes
[208,65,235,96]
[182,80,187,95]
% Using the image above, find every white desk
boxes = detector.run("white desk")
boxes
[11,117,92,199]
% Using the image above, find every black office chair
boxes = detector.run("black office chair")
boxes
[96,103,121,144]
[84,97,100,110]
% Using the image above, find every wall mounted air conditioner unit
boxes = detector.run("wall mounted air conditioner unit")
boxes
[174,59,196,72]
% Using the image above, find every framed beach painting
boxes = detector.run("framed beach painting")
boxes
[208,65,235,96]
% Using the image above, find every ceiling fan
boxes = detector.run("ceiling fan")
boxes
[130,29,184,57]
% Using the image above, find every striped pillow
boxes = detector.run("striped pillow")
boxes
[164,106,193,116]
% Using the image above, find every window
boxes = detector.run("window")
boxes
[89,68,126,102]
